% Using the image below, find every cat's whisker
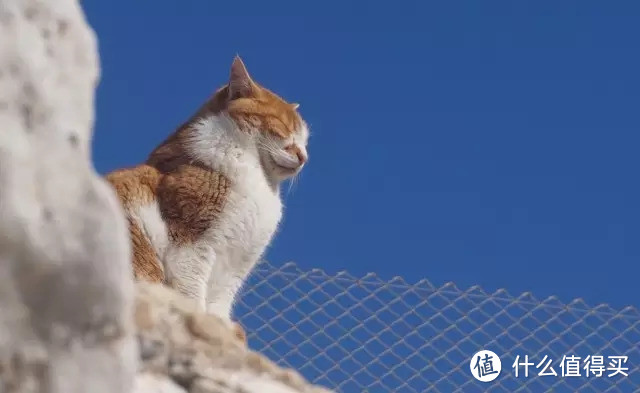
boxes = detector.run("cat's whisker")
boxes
[287,171,303,195]
[287,177,295,195]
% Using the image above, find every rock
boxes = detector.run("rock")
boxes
[134,283,334,393]
[0,0,137,392]
[135,374,188,393]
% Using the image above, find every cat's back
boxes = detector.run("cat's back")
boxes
[106,164,161,207]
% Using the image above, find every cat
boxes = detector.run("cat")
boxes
[106,56,309,339]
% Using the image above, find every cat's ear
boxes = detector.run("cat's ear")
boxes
[291,103,300,110]
[228,55,255,100]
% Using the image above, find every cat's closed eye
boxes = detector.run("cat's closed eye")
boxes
[266,127,291,139]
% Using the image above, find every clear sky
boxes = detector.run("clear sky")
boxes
[84,1,639,310]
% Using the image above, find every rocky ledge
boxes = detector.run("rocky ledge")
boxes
[134,283,332,393]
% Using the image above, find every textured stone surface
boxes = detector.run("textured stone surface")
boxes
[135,374,188,393]
[134,283,334,393]
[0,0,137,392]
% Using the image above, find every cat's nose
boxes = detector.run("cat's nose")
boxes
[295,150,307,165]
[285,145,307,166]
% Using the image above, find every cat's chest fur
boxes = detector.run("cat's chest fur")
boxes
[157,161,283,272]
[194,165,282,268]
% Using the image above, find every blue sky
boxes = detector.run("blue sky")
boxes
[84,1,639,310]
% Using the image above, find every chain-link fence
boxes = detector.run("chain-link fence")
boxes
[234,262,640,393]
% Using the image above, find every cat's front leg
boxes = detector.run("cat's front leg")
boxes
[205,252,253,321]
[163,243,216,310]
[206,274,248,344]
[206,275,244,321]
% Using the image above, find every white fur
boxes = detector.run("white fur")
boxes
[128,202,170,274]
[138,112,308,322]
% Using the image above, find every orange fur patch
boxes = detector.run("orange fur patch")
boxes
[200,56,303,139]
[106,165,165,282]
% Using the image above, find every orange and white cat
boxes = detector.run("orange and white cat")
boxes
[106,56,309,327]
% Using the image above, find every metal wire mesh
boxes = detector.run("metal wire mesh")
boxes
[234,262,640,392]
